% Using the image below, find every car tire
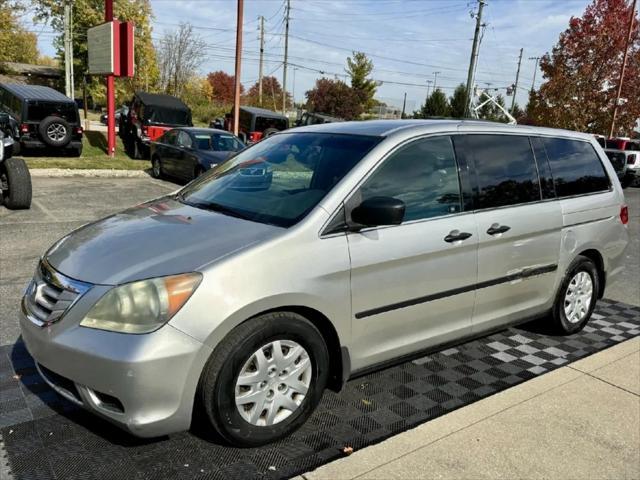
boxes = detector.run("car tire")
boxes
[133,139,143,159]
[38,116,72,148]
[1,157,32,209]
[194,165,205,180]
[197,312,329,447]
[151,156,162,178]
[621,177,632,189]
[551,255,599,334]
[263,128,279,138]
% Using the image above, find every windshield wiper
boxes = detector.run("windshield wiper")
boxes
[183,199,252,221]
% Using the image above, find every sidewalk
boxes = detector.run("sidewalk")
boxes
[299,337,640,480]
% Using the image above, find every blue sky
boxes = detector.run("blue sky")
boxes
[30,0,593,111]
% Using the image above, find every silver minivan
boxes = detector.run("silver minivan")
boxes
[20,120,629,446]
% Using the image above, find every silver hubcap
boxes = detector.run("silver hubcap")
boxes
[564,271,594,324]
[153,159,160,176]
[234,340,312,427]
[47,123,66,141]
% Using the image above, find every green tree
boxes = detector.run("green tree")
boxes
[477,93,510,122]
[31,0,159,105]
[0,1,39,64]
[345,51,377,111]
[418,89,450,118]
[449,83,469,118]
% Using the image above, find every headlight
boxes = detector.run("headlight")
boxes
[80,272,202,334]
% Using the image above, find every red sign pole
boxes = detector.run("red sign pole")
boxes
[105,0,115,157]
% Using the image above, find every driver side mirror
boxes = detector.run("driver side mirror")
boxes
[349,196,405,230]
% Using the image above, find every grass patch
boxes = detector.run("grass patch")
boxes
[23,131,151,170]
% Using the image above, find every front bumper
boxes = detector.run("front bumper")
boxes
[19,286,212,438]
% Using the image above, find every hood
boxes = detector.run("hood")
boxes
[198,150,234,168]
[45,197,282,285]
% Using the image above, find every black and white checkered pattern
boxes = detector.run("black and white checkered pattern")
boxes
[1,299,638,480]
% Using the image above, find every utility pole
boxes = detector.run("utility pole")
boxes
[609,0,636,138]
[292,67,298,108]
[282,0,290,114]
[426,80,432,97]
[233,0,244,136]
[464,0,486,117]
[510,48,523,113]
[63,2,73,99]
[433,71,440,92]
[401,92,407,119]
[258,15,264,106]
[528,56,541,91]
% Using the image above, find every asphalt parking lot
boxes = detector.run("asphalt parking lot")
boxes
[1,177,639,346]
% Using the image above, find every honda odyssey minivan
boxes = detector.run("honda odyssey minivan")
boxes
[20,120,629,446]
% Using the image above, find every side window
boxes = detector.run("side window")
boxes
[177,131,192,148]
[164,130,177,145]
[465,134,540,209]
[530,136,556,199]
[542,138,610,197]
[359,136,462,222]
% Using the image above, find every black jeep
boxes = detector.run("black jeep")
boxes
[119,91,192,159]
[0,83,83,156]
[0,111,31,209]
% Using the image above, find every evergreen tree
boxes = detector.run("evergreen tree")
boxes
[419,89,450,118]
[449,84,468,118]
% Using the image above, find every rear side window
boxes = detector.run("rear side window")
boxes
[359,136,462,221]
[26,102,78,123]
[465,134,541,209]
[542,138,610,197]
[530,137,555,199]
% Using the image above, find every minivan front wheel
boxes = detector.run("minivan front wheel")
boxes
[552,255,599,334]
[197,312,329,446]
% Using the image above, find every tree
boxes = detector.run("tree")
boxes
[477,93,509,122]
[530,0,639,135]
[0,1,39,64]
[449,83,468,118]
[305,78,363,120]
[418,89,450,118]
[206,71,241,105]
[346,51,377,111]
[244,76,290,111]
[31,0,159,104]
[157,23,206,97]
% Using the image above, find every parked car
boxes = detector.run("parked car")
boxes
[605,148,639,188]
[100,106,127,126]
[0,83,83,156]
[20,120,628,446]
[119,91,192,159]
[229,106,288,144]
[0,112,31,209]
[150,128,245,182]
[295,111,343,127]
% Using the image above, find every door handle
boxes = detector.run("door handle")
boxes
[486,224,511,235]
[444,230,473,243]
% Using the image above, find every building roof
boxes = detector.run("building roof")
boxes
[135,91,190,111]
[0,83,73,103]
[3,62,61,78]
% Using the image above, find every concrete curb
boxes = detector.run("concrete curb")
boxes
[28,168,151,178]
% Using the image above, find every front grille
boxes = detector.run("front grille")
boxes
[23,260,92,327]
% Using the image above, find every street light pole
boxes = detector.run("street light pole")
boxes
[426,80,433,98]
[609,0,636,138]
[433,71,440,92]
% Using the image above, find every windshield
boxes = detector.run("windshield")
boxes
[178,132,380,227]
[194,132,245,152]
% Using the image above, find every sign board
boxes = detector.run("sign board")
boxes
[119,22,135,77]
[88,22,117,75]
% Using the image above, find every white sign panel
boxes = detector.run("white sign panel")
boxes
[88,22,114,75]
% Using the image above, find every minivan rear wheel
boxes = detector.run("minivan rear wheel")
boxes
[197,312,329,446]
[552,255,599,334]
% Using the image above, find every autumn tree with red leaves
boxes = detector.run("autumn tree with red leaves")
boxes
[305,78,363,120]
[206,71,243,105]
[244,76,291,110]
[528,0,639,135]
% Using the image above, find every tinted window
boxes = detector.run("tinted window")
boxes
[542,138,610,197]
[26,102,78,123]
[177,131,192,148]
[163,130,178,145]
[180,133,380,227]
[466,135,540,209]
[531,136,556,199]
[255,115,288,132]
[359,136,462,222]
[193,132,244,152]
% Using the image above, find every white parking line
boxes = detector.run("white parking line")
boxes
[32,199,58,222]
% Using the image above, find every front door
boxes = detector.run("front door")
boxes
[347,135,478,371]
[456,134,562,333]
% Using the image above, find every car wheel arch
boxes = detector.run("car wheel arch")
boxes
[577,248,606,298]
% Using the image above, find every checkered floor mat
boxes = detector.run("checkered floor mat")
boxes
[1,299,639,480]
